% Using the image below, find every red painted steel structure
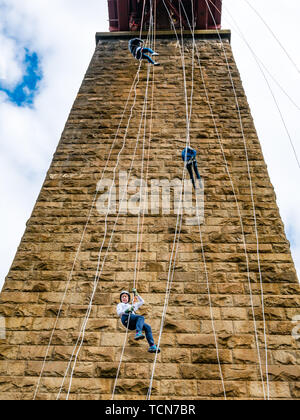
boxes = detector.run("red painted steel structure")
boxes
[107,0,222,32]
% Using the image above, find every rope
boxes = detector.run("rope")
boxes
[205,0,270,400]
[133,63,152,289]
[136,0,157,289]
[60,76,150,400]
[243,0,300,75]
[222,2,300,170]
[147,0,196,399]
[55,67,143,398]
[33,56,144,400]
[112,1,157,399]
[111,313,131,400]
[147,0,231,401]
[112,66,152,399]
[209,0,300,112]
[254,58,300,112]
[139,0,146,39]
[62,71,152,400]
[58,12,156,400]
[179,0,191,147]
[180,0,228,399]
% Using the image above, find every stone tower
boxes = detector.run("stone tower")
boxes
[0,3,299,401]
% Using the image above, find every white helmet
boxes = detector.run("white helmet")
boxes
[120,290,131,302]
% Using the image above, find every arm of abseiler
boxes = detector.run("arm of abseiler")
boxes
[133,295,144,311]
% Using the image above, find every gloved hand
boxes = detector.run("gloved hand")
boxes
[132,288,138,296]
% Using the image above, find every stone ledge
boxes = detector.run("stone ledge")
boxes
[96,29,231,44]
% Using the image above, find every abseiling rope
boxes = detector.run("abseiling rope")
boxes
[61,72,151,400]
[180,0,229,398]
[179,0,191,148]
[112,65,153,401]
[147,0,227,400]
[133,59,153,289]
[243,0,300,75]
[205,0,270,400]
[222,2,300,170]
[112,1,157,398]
[147,0,201,400]
[222,3,300,112]
[33,57,144,401]
[58,18,155,400]
[139,0,146,39]
[209,0,300,395]
[185,0,266,398]
[136,0,157,289]
[63,74,152,400]
[56,68,144,398]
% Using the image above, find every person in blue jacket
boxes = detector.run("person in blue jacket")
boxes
[181,146,202,189]
[128,38,160,66]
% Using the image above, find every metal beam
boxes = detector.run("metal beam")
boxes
[117,0,130,31]
[165,0,189,29]
[196,0,208,29]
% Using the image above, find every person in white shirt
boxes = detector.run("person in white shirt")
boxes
[117,289,160,353]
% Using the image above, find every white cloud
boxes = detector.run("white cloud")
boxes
[0,32,25,88]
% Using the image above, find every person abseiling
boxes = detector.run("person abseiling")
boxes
[181,146,202,190]
[117,289,160,353]
[128,38,160,66]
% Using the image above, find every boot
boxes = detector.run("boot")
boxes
[148,344,160,353]
[134,331,145,340]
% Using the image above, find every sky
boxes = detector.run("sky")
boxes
[0,0,299,290]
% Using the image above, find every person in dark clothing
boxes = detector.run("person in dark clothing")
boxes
[181,147,202,190]
[128,38,160,66]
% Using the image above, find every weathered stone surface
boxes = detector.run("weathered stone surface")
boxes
[0,35,299,400]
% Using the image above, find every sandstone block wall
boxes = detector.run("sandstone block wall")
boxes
[0,34,299,400]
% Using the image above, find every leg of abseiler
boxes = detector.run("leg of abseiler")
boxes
[186,163,196,189]
[193,160,201,180]
[142,47,153,54]
[193,160,203,189]
[142,52,156,65]
[135,315,145,332]
[134,315,146,340]
[143,322,155,346]
[142,47,158,56]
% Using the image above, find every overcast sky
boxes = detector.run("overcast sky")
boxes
[0,0,299,290]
